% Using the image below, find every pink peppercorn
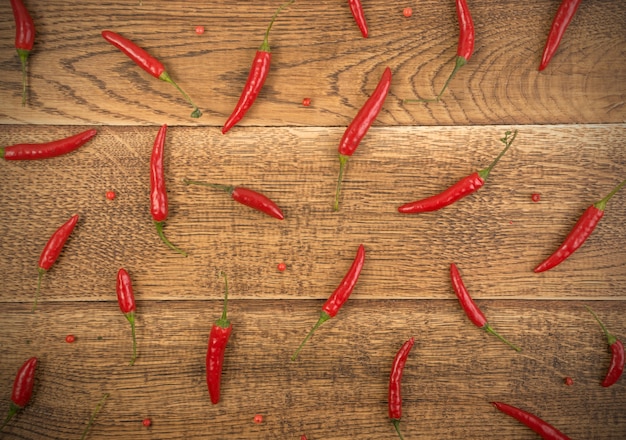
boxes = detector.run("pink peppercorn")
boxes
[277,262,287,272]
[65,334,75,343]
[253,414,263,424]
[195,26,205,35]
[142,418,152,427]
[403,7,412,18]
[106,191,116,200]
[302,98,311,107]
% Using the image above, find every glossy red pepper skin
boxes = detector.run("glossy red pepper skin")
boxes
[348,0,368,38]
[291,244,366,360]
[398,130,517,214]
[222,0,294,134]
[1,357,37,431]
[207,273,233,404]
[491,402,572,440]
[102,30,201,118]
[10,0,35,106]
[449,263,521,351]
[34,214,79,310]
[389,337,414,440]
[150,125,187,257]
[534,178,625,273]
[586,306,624,387]
[117,268,137,365]
[334,67,392,210]
[539,0,582,71]
[2,129,97,161]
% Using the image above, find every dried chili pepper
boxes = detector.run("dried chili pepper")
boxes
[1,129,97,161]
[491,402,572,440]
[1,357,37,431]
[183,178,284,220]
[150,124,187,257]
[35,214,79,311]
[116,268,137,366]
[585,306,624,387]
[539,0,582,71]
[449,263,521,351]
[291,244,366,360]
[101,30,201,118]
[404,0,474,103]
[389,337,414,440]
[222,0,294,134]
[80,393,108,440]
[334,67,392,211]
[398,130,517,214]
[534,178,626,273]
[348,0,368,38]
[207,272,233,404]
[9,0,35,106]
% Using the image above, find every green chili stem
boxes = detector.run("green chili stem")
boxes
[477,129,518,181]
[183,178,234,194]
[259,0,295,52]
[594,178,626,211]
[126,312,137,366]
[484,324,522,352]
[159,72,202,118]
[392,419,405,440]
[404,55,467,104]
[0,404,19,432]
[333,154,349,211]
[291,312,330,361]
[216,272,230,328]
[154,221,188,257]
[80,393,109,440]
[585,306,617,346]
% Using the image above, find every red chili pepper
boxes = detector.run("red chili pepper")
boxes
[207,272,233,404]
[405,0,474,103]
[150,124,187,257]
[1,357,37,431]
[222,0,294,134]
[398,130,517,214]
[585,306,624,387]
[348,0,368,38]
[102,30,201,118]
[183,178,284,220]
[534,178,626,273]
[117,268,137,366]
[291,244,366,360]
[389,337,414,440]
[1,129,97,161]
[449,263,521,351]
[539,0,582,71]
[35,214,79,311]
[334,67,392,211]
[491,402,572,440]
[9,0,34,106]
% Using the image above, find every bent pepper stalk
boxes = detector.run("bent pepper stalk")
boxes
[0,357,37,432]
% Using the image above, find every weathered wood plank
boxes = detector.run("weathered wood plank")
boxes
[0,0,624,126]
[1,124,625,304]
[0,300,624,439]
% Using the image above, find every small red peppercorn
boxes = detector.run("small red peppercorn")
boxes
[302,98,311,107]
[403,7,413,17]
[277,262,287,272]
[253,414,263,424]
[564,376,574,386]
[531,193,541,202]
[195,26,205,35]
[65,334,75,343]
[142,418,152,427]
[106,191,116,200]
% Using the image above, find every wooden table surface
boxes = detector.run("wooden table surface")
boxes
[1,1,625,439]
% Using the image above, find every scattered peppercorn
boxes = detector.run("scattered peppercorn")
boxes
[253,414,263,424]
[531,193,541,202]
[106,191,116,200]
[564,376,574,386]
[65,334,75,343]
[142,418,151,427]
[195,26,205,35]
[302,97,311,107]
[277,262,287,272]
[403,7,412,17]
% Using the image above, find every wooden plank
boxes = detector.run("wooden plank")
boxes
[0,0,624,126]
[1,124,625,304]
[0,300,624,439]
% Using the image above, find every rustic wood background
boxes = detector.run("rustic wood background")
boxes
[1,1,625,439]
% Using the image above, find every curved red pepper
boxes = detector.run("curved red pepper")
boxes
[183,179,284,220]
[348,0,368,38]
[539,0,582,71]
[34,214,79,310]
[102,30,201,118]
[1,357,37,431]
[1,129,97,161]
[534,178,626,273]
[334,67,392,211]
[117,268,137,366]
[10,0,34,106]
[389,337,414,440]
[207,273,233,404]
[585,306,624,387]
[491,402,572,440]
[398,130,517,214]
[291,244,366,360]
[150,124,187,257]
[222,0,294,134]
[449,263,521,351]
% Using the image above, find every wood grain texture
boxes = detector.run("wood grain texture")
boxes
[0,0,624,126]
[1,124,625,304]
[0,300,624,439]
